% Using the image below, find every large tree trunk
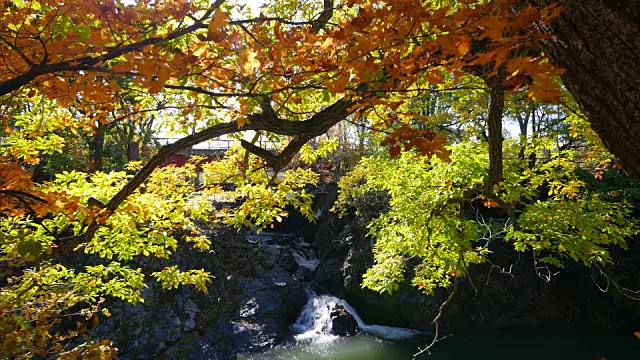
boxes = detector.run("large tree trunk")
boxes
[127,140,140,162]
[486,75,506,190]
[88,123,105,173]
[529,0,640,176]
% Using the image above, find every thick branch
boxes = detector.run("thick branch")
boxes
[242,131,261,178]
[0,189,47,203]
[76,97,356,246]
[240,139,279,168]
[0,1,225,97]
[311,0,334,33]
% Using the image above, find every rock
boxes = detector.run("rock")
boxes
[313,258,346,297]
[231,269,306,355]
[294,267,314,282]
[183,318,196,332]
[278,248,299,273]
[61,228,271,360]
[259,245,299,273]
[329,305,358,336]
[183,298,198,317]
[231,321,279,353]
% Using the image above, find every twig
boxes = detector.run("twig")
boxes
[485,254,519,284]
[591,263,640,301]
[413,278,458,358]
[532,249,559,283]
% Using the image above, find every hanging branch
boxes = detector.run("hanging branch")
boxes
[242,131,262,178]
[591,264,640,302]
[67,97,357,250]
[413,278,459,359]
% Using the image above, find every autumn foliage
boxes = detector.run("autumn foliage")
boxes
[0,0,579,357]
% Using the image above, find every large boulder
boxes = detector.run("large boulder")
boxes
[231,269,306,354]
[329,305,358,336]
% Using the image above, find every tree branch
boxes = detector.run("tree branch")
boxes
[74,97,357,248]
[0,1,225,97]
[413,278,458,359]
[311,0,335,33]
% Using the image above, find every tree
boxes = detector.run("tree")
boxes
[1,0,566,242]
[334,92,640,355]
[0,0,590,356]
[527,0,640,176]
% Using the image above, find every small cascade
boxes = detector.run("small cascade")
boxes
[246,232,275,245]
[291,292,423,342]
[291,249,320,271]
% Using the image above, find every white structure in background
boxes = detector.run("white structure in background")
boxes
[153,131,275,157]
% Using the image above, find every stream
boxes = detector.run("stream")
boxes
[243,332,640,360]
[243,291,640,360]
[237,231,640,360]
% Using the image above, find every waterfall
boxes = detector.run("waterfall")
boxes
[291,249,320,271]
[291,292,423,342]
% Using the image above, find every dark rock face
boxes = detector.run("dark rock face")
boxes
[91,281,202,356]
[81,184,640,359]
[312,190,640,335]
[329,305,358,336]
[336,223,437,331]
[232,271,306,354]
[93,227,307,360]
[294,266,314,282]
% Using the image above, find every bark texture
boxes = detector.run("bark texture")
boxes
[88,123,105,173]
[74,98,357,247]
[127,140,140,162]
[529,0,640,175]
[486,75,506,190]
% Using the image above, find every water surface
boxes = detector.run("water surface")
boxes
[244,332,640,360]
[245,291,640,360]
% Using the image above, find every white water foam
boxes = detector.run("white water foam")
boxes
[291,292,423,342]
[291,249,320,271]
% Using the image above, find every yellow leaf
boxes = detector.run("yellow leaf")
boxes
[243,50,260,72]
[318,37,334,49]
[208,10,229,40]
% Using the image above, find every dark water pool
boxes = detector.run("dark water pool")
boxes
[242,332,640,360]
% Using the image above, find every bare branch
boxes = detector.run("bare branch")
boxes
[311,0,334,33]
[72,97,357,248]
[413,279,458,359]
[591,264,640,302]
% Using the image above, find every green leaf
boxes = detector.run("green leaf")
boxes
[322,89,331,102]
[17,240,43,258]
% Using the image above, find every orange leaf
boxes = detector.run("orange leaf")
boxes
[455,36,471,57]
[389,145,401,158]
[207,10,229,40]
